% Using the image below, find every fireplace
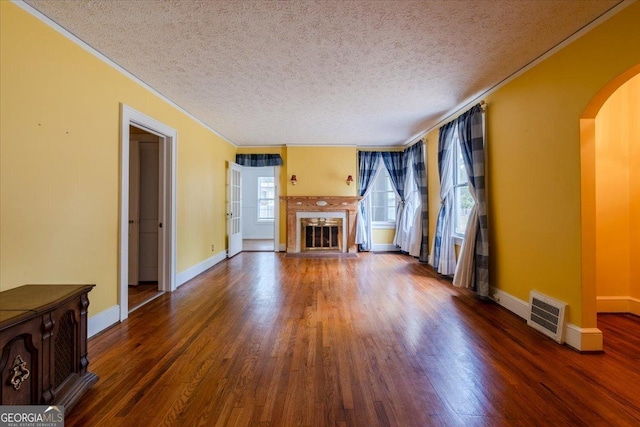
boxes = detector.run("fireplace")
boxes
[282,196,361,253]
[302,218,342,251]
[297,212,346,252]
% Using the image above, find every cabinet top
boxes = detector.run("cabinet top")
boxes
[0,285,95,328]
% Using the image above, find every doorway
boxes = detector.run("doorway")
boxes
[580,65,640,349]
[128,126,163,312]
[119,104,177,322]
[241,166,278,252]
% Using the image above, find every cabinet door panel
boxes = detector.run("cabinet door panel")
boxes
[0,332,39,405]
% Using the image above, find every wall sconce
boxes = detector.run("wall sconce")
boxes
[290,174,297,185]
[346,175,353,185]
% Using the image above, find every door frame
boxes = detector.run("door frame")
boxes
[120,104,177,321]
[128,140,140,286]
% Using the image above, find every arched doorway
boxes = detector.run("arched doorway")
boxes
[580,64,640,350]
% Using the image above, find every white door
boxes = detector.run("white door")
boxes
[138,142,159,281]
[228,162,242,258]
[128,141,140,285]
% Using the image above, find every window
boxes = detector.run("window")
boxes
[257,176,275,221]
[370,168,398,227]
[453,134,472,236]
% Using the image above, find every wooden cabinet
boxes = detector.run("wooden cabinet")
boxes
[0,285,98,411]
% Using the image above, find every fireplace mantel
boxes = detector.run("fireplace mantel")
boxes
[281,196,361,253]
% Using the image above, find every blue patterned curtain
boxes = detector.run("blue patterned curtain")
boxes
[381,151,406,246]
[429,121,457,274]
[355,151,381,251]
[235,154,283,167]
[405,142,429,262]
[381,152,405,202]
[453,104,489,297]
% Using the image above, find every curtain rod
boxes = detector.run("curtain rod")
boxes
[404,100,486,147]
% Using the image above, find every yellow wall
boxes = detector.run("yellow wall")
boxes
[594,74,640,300]
[426,2,640,326]
[426,130,441,254]
[632,84,640,302]
[286,146,357,197]
[632,115,640,302]
[0,3,235,316]
[372,228,396,246]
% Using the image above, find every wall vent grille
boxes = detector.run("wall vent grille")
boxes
[527,291,567,343]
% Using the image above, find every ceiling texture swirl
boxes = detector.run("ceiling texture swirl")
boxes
[24,0,623,146]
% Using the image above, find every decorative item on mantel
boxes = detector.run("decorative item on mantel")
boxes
[290,175,297,185]
[346,175,354,185]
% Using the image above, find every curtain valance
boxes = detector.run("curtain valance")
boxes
[235,154,283,167]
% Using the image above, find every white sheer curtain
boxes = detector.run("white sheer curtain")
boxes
[452,187,478,288]
[395,151,421,257]
[429,123,457,275]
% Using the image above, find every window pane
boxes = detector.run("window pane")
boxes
[456,147,468,185]
[257,176,275,220]
[387,206,396,222]
[372,190,384,208]
[258,200,274,219]
[454,185,473,235]
[370,168,398,225]
[372,206,385,222]
[260,186,274,199]
[386,191,395,204]
[373,175,384,191]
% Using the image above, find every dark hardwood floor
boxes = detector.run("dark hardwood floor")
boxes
[71,252,640,426]
[128,282,163,312]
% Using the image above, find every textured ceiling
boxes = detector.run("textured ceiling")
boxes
[24,0,622,146]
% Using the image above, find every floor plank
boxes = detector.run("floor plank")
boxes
[71,253,640,426]
[243,239,275,251]
[128,282,163,312]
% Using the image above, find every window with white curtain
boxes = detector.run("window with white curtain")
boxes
[257,176,275,221]
[453,131,472,236]
[370,167,398,228]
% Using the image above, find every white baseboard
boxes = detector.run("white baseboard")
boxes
[279,243,286,252]
[88,305,120,338]
[564,324,603,352]
[177,251,227,287]
[597,296,640,315]
[490,287,603,352]
[490,288,529,319]
[371,244,400,252]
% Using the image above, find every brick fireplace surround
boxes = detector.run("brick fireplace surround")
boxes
[282,196,361,253]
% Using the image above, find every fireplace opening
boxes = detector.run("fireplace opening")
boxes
[301,218,342,251]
